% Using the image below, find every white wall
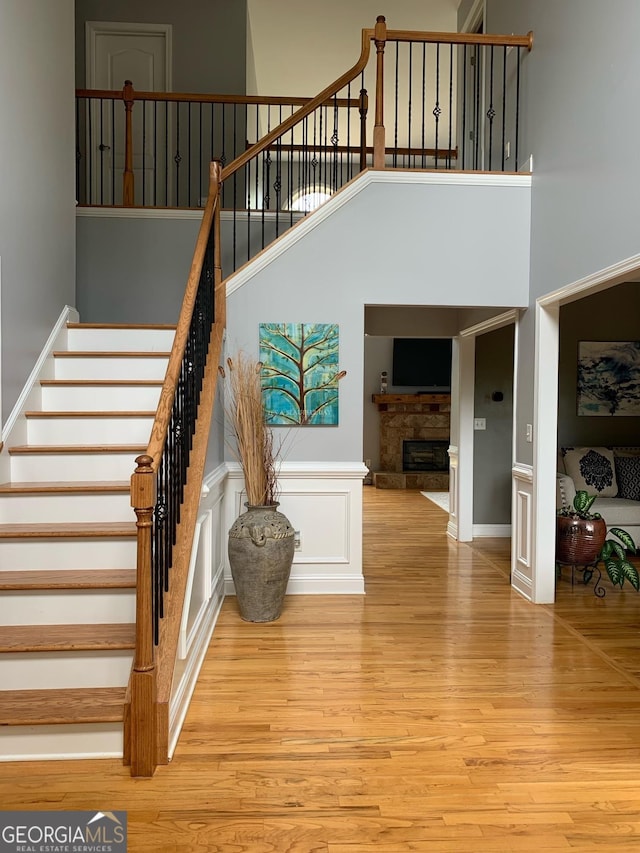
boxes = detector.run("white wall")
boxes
[246,0,458,96]
[0,0,76,426]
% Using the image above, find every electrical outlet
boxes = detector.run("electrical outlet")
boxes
[294,530,301,549]
[473,417,486,430]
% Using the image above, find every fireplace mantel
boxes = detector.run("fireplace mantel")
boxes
[372,394,450,490]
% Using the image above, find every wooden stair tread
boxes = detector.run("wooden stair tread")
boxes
[9,444,145,454]
[0,521,136,539]
[67,322,176,330]
[0,569,136,590]
[0,480,129,494]
[40,379,163,386]
[0,623,135,652]
[24,411,156,419]
[53,351,170,358]
[0,686,127,725]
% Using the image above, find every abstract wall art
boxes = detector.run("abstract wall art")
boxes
[259,323,343,425]
[577,340,640,416]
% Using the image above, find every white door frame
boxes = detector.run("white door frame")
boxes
[532,253,640,603]
[455,309,519,545]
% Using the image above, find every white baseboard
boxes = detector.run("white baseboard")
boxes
[447,520,458,540]
[511,567,533,601]
[224,573,365,597]
[473,524,512,538]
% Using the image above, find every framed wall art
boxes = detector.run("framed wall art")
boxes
[577,340,640,416]
[259,323,343,425]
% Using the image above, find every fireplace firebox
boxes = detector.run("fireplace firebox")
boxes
[402,440,449,472]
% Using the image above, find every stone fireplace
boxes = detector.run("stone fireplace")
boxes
[371,394,450,489]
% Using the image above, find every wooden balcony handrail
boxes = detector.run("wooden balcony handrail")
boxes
[384,29,534,50]
[75,87,359,109]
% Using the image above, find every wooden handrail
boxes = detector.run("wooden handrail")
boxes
[220,26,375,182]
[128,160,223,776]
[385,29,534,50]
[75,88,358,109]
[144,162,222,469]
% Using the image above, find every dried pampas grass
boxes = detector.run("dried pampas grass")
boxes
[219,352,278,506]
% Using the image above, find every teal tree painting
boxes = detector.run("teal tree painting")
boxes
[259,323,344,425]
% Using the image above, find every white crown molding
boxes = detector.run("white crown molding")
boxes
[537,252,640,307]
[225,460,368,480]
[512,462,533,483]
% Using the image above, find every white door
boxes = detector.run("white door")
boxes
[86,22,172,204]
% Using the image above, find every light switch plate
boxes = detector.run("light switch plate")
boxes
[474,418,486,430]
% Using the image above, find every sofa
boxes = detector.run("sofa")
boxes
[557,446,640,543]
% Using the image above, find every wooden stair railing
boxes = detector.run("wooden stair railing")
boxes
[124,18,535,778]
[127,160,224,777]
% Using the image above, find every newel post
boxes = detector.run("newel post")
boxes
[359,89,369,171]
[129,454,157,777]
[373,15,387,170]
[122,80,135,205]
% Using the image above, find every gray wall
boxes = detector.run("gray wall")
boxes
[473,325,514,524]
[558,282,640,449]
[486,0,640,462]
[75,0,247,93]
[226,177,530,463]
[0,0,76,425]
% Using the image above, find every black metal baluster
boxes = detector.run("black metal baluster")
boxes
[110,99,115,203]
[99,98,104,203]
[421,43,426,168]
[501,47,507,171]
[448,44,454,168]
[164,102,169,206]
[175,102,181,207]
[199,102,203,205]
[331,94,339,193]
[515,46,522,170]
[142,100,146,206]
[408,42,412,169]
[153,101,158,206]
[188,102,192,207]
[434,44,441,169]
[394,42,399,167]
[346,81,352,179]
[474,46,481,169]
[221,105,226,207]
[487,45,495,169]
[461,45,467,170]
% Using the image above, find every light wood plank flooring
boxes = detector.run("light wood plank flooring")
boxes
[2,487,640,851]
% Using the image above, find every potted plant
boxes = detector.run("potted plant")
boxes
[219,353,295,622]
[557,490,639,591]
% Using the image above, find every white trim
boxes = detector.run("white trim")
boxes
[202,462,229,492]
[0,255,2,437]
[225,170,531,295]
[473,524,511,538]
[86,21,173,91]
[224,574,364,596]
[1,305,79,444]
[225,460,368,480]
[538,252,640,307]
[512,462,533,483]
[456,335,475,542]
[461,0,485,35]
[459,309,519,338]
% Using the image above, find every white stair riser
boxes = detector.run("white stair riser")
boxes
[54,356,168,381]
[27,416,154,445]
[0,589,135,626]
[66,328,175,352]
[0,538,136,570]
[0,650,133,690]
[0,492,133,524]
[11,452,141,481]
[0,723,123,761]
[41,384,162,411]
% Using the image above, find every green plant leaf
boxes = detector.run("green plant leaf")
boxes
[621,561,640,591]
[610,527,636,554]
[573,491,594,513]
[610,542,626,561]
[605,558,623,587]
[599,540,614,560]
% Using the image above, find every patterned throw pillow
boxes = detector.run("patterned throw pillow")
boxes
[562,447,618,497]
[615,455,640,501]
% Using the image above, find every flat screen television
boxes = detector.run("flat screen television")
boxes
[392,337,452,390]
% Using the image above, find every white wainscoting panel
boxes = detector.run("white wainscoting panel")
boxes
[169,464,226,759]
[512,463,533,600]
[447,446,459,540]
[224,461,367,595]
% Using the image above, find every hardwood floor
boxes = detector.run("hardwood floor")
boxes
[2,487,640,851]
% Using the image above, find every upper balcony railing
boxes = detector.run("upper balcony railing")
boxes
[75,18,533,221]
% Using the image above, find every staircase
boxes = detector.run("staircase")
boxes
[0,322,174,761]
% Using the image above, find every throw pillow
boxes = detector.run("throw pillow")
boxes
[615,455,640,501]
[562,446,618,497]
